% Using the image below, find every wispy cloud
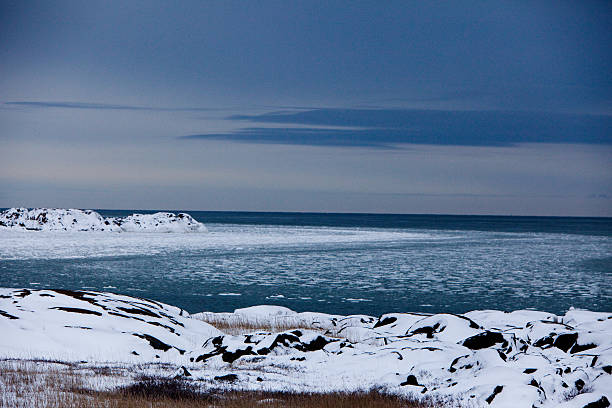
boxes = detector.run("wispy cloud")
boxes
[3,101,223,112]
[181,127,397,148]
[182,109,612,147]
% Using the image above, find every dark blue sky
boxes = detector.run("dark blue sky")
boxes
[1,1,611,215]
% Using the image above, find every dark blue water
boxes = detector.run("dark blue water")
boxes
[99,210,612,236]
[1,211,610,316]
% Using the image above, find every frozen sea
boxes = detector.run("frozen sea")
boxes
[0,211,610,315]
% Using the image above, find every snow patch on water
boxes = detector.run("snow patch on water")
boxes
[0,223,436,260]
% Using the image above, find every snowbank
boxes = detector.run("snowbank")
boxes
[0,208,207,232]
[1,288,610,407]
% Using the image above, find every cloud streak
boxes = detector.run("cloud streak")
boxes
[182,109,612,147]
[3,101,223,112]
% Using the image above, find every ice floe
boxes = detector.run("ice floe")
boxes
[1,288,610,407]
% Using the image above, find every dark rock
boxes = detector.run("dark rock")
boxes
[214,374,238,382]
[553,333,578,353]
[400,375,420,386]
[450,313,482,329]
[602,365,612,374]
[264,333,301,353]
[0,310,19,320]
[523,368,537,374]
[391,351,403,360]
[145,321,177,334]
[158,311,184,327]
[583,396,610,408]
[14,289,31,298]
[133,333,172,352]
[373,316,397,328]
[50,307,102,316]
[116,306,160,319]
[300,335,332,352]
[222,346,254,363]
[533,335,555,348]
[411,325,436,338]
[461,331,505,350]
[195,350,223,363]
[570,342,597,354]
[53,289,97,300]
[256,377,263,382]
[485,385,503,404]
[180,366,191,377]
[449,355,469,373]
[108,312,146,322]
[575,378,585,391]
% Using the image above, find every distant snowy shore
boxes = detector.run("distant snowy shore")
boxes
[0,288,610,407]
[0,208,207,232]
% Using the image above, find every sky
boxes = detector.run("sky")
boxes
[1,1,611,216]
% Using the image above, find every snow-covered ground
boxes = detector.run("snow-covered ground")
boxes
[0,208,207,232]
[1,288,610,407]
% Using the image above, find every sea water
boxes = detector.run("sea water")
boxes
[0,211,610,316]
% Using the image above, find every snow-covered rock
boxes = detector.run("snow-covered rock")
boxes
[1,288,611,408]
[0,288,221,362]
[190,307,612,407]
[0,208,207,232]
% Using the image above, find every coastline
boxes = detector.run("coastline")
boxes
[1,288,610,407]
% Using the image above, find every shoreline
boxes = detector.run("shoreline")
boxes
[1,288,610,407]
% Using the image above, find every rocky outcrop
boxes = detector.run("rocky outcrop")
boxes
[1,288,610,407]
[0,208,207,232]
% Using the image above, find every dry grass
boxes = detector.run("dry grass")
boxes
[0,361,443,408]
[195,313,330,336]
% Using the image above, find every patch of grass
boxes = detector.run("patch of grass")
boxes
[0,362,446,407]
[194,313,336,336]
[116,375,208,401]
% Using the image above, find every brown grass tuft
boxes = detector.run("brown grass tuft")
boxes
[195,313,329,336]
[0,361,446,407]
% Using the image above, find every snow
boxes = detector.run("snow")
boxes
[0,288,220,362]
[1,288,610,407]
[0,208,207,233]
[0,219,432,261]
[234,305,297,317]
